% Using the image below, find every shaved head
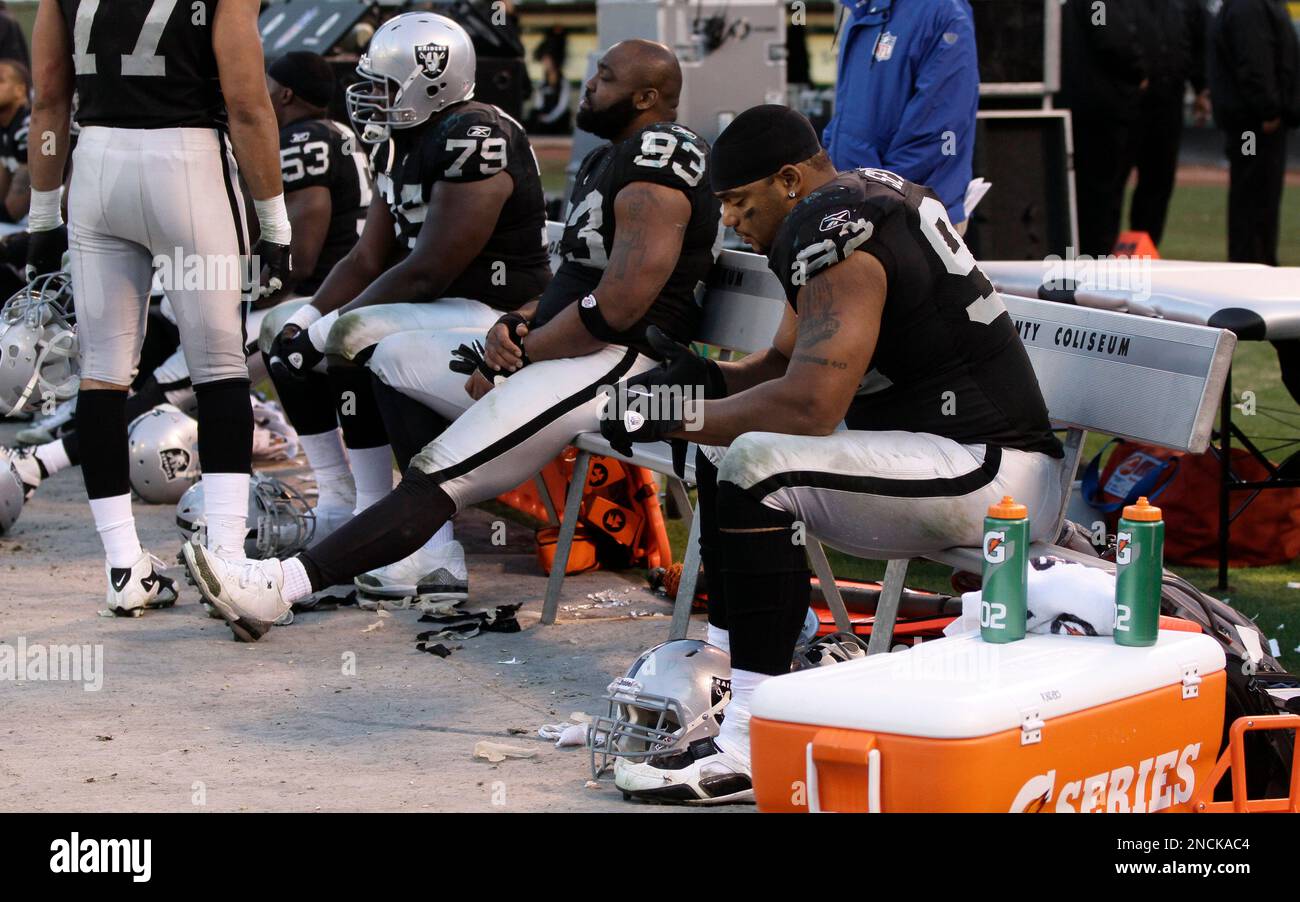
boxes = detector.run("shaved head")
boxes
[577,41,683,141]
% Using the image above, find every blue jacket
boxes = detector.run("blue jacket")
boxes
[823,0,979,223]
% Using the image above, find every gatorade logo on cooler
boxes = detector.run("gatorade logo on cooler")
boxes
[983,530,1007,564]
[1116,531,1133,565]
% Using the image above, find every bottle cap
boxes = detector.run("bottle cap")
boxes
[1122,496,1163,522]
[987,495,1027,520]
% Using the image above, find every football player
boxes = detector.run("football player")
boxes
[4,51,369,506]
[260,12,551,559]
[598,105,1066,803]
[181,39,722,641]
[26,0,290,614]
[0,59,30,225]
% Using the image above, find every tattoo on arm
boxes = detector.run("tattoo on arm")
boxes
[796,274,841,347]
[792,352,849,370]
[607,186,654,281]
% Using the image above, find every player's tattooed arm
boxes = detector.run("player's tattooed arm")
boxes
[339,171,514,314]
[675,251,886,444]
[524,181,690,363]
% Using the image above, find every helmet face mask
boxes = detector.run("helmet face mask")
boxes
[176,473,315,559]
[588,640,731,778]
[0,272,78,417]
[345,12,477,144]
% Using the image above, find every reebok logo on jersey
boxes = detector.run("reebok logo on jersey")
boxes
[466,125,492,138]
[415,43,449,79]
[291,131,311,143]
[819,210,851,232]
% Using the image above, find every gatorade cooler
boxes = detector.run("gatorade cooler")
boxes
[750,631,1226,812]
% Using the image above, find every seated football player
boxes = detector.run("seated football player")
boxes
[180,39,722,641]
[0,60,31,226]
[597,105,1066,804]
[260,13,551,581]
[2,51,369,503]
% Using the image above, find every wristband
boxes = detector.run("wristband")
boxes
[576,293,621,342]
[254,194,292,245]
[496,312,531,366]
[285,304,323,333]
[27,187,64,232]
[306,309,339,353]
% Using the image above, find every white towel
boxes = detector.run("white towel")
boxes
[944,555,1119,637]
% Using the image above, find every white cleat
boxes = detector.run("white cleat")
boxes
[181,542,289,642]
[613,739,755,806]
[14,398,76,446]
[0,446,44,501]
[355,540,468,601]
[106,551,179,617]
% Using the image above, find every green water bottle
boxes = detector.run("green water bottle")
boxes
[1114,496,1164,647]
[981,496,1028,644]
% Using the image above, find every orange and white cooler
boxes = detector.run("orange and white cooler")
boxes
[750,630,1227,812]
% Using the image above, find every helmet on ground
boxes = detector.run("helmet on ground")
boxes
[128,405,200,503]
[176,473,315,558]
[791,631,869,670]
[0,462,22,534]
[588,639,731,777]
[0,271,78,417]
[345,12,476,143]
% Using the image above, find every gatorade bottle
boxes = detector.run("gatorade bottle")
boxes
[981,496,1028,644]
[1114,496,1164,647]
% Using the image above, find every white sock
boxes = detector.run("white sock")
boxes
[714,667,767,769]
[299,430,353,510]
[34,439,72,476]
[89,494,142,568]
[707,623,731,654]
[281,556,313,604]
[349,445,394,514]
[420,519,454,554]
[202,472,250,556]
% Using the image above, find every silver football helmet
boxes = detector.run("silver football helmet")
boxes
[346,12,476,143]
[588,639,731,778]
[176,473,315,559]
[128,405,200,504]
[791,631,869,670]
[0,271,78,417]
[0,462,23,534]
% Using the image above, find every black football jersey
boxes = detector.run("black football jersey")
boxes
[279,117,371,295]
[371,100,549,310]
[59,0,224,129]
[536,122,722,353]
[769,168,1062,457]
[0,105,28,174]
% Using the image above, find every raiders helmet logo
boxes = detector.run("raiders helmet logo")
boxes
[415,43,450,80]
[158,448,193,481]
[624,410,645,431]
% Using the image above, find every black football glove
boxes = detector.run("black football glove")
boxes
[25,225,68,281]
[599,326,726,476]
[448,338,504,384]
[268,325,322,383]
[253,238,292,299]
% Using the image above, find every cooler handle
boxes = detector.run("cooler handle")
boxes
[805,740,881,813]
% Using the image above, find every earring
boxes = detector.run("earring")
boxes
[787,191,796,198]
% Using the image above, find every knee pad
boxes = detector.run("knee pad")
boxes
[324,310,378,363]
[715,432,774,493]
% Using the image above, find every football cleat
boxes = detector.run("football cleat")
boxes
[180,541,289,642]
[105,551,179,617]
[355,540,468,601]
[0,445,45,500]
[14,397,76,445]
[613,738,754,806]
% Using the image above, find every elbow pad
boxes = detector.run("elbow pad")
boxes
[577,293,623,343]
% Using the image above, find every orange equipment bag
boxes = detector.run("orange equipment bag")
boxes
[750,630,1228,812]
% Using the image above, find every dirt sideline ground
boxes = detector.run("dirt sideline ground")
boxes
[0,418,714,813]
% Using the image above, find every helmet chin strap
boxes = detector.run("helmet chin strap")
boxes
[11,326,77,415]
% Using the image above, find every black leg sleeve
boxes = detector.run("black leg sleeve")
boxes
[298,467,455,590]
[370,374,452,471]
[328,358,389,450]
[76,388,130,500]
[264,351,338,437]
[695,447,726,631]
[716,478,811,676]
[193,378,253,476]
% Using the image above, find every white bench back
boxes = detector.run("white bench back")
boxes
[541,221,1234,455]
